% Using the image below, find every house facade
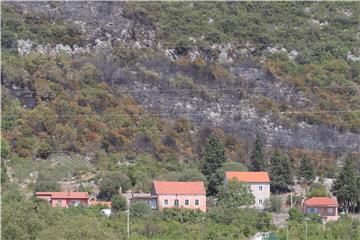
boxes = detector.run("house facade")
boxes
[224,171,270,209]
[303,197,339,223]
[152,181,207,212]
[36,192,90,208]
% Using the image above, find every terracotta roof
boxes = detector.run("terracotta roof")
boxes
[304,197,338,206]
[89,200,112,208]
[35,192,89,199]
[153,181,206,195]
[225,171,270,183]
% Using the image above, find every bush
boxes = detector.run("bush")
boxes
[34,173,61,192]
[111,195,127,211]
[264,195,282,213]
[288,207,304,222]
[130,202,152,218]
[36,143,53,159]
[1,138,11,159]
[1,30,17,50]
[307,182,329,198]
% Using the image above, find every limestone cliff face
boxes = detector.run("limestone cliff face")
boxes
[7,1,360,155]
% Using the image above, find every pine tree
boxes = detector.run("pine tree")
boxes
[269,149,293,194]
[332,152,359,213]
[201,134,226,195]
[298,155,315,184]
[249,133,266,172]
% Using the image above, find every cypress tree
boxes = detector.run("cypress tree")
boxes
[201,134,226,195]
[249,133,266,172]
[298,155,315,184]
[332,152,359,213]
[269,149,293,194]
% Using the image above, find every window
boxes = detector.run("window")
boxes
[259,186,263,191]
[327,208,333,214]
[308,208,317,213]
[70,200,80,207]
[174,199,179,206]
[56,200,62,206]
[185,199,189,206]
[259,199,263,205]
[195,199,199,206]
[164,199,168,206]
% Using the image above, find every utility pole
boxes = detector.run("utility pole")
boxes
[180,208,184,240]
[201,217,205,240]
[286,224,289,240]
[304,217,310,240]
[127,209,130,240]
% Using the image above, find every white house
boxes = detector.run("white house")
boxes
[224,171,270,209]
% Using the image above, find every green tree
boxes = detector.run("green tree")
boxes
[34,173,61,192]
[249,134,266,171]
[332,152,359,213]
[288,207,304,222]
[111,195,127,211]
[269,149,293,194]
[98,171,131,200]
[264,195,282,213]
[308,182,329,198]
[298,155,315,184]
[201,134,227,195]
[217,180,255,208]
[2,200,44,240]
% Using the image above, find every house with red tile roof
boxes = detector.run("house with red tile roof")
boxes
[303,197,339,223]
[151,181,206,212]
[36,191,90,208]
[36,192,112,209]
[224,172,270,209]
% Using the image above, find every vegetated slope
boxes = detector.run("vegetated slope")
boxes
[1,2,360,192]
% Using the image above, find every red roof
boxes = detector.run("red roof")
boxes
[89,200,112,208]
[36,192,89,199]
[225,171,270,183]
[153,181,206,195]
[304,197,338,207]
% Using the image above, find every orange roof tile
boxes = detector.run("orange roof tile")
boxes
[36,192,89,199]
[304,197,338,206]
[225,171,270,183]
[153,181,206,195]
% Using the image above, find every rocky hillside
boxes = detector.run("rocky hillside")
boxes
[1,2,360,191]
